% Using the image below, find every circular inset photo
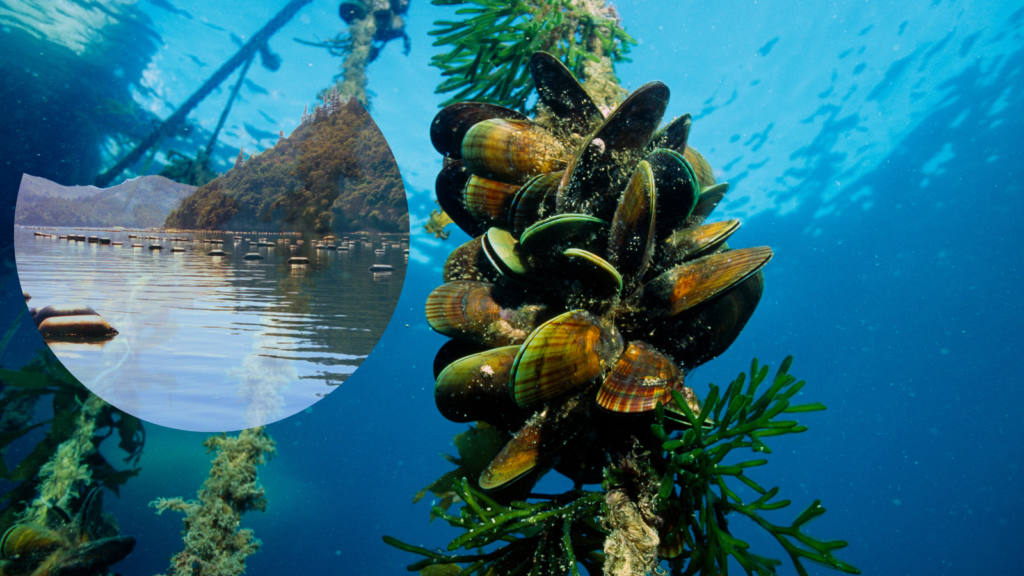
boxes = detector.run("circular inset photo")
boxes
[14,94,409,431]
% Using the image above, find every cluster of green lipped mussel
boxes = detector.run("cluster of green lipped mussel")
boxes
[426,52,773,493]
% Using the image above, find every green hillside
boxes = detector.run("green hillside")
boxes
[164,93,408,233]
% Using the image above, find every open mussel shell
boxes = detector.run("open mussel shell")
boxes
[509,172,562,238]
[681,182,730,230]
[529,51,603,136]
[683,146,717,190]
[650,113,691,153]
[443,236,499,283]
[426,281,547,347]
[464,176,520,227]
[562,249,623,297]
[596,341,679,413]
[646,219,742,282]
[653,270,765,371]
[431,101,528,159]
[558,81,670,219]
[479,393,591,490]
[482,227,531,282]
[647,148,699,243]
[56,536,135,574]
[0,524,61,561]
[436,160,487,238]
[607,159,656,288]
[462,118,567,185]
[519,213,608,255]
[510,310,623,408]
[628,247,773,320]
[668,219,741,262]
[435,346,529,426]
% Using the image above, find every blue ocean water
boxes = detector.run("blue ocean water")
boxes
[0,1,1021,575]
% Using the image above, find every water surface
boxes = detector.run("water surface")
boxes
[15,227,407,431]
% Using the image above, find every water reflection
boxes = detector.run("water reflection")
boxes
[14,227,407,431]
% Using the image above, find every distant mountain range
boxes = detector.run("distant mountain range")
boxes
[15,174,196,228]
[164,92,409,234]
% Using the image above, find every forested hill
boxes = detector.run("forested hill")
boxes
[164,92,409,233]
[15,174,196,228]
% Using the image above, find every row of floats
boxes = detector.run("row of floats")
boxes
[33,231,406,273]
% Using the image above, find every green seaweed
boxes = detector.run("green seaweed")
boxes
[0,346,144,531]
[151,427,276,576]
[428,0,635,112]
[387,358,860,576]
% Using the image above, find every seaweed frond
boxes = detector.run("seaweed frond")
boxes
[0,347,144,531]
[390,357,861,576]
[424,207,456,240]
[388,480,607,575]
[428,0,636,112]
[651,357,860,576]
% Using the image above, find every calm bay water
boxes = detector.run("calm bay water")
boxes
[14,226,407,431]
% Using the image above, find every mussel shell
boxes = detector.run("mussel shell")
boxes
[647,148,699,243]
[462,119,567,185]
[557,82,670,219]
[607,159,656,288]
[431,101,528,159]
[657,520,687,559]
[652,270,765,371]
[627,247,773,320]
[666,219,741,263]
[482,227,531,282]
[425,281,547,347]
[683,146,717,190]
[56,536,136,574]
[529,52,603,136]
[519,214,608,256]
[553,407,666,484]
[442,236,499,283]
[434,346,528,426]
[596,341,679,413]
[464,176,520,227]
[645,219,742,282]
[339,0,367,24]
[432,338,489,380]
[650,113,691,153]
[479,393,591,490]
[0,524,61,561]
[510,310,623,408]
[562,249,623,297]
[509,172,562,238]
[683,182,730,229]
[435,160,487,238]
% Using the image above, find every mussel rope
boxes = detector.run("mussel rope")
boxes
[94,0,312,187]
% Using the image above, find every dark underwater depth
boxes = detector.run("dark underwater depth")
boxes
[0,1,1021,575]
